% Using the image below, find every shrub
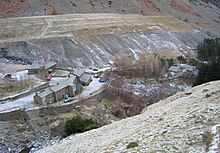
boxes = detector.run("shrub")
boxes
[64,116,100,136]
[193,57,220,86]
[83,123,100,132]
[115,53,169,79]
[127,141,139,149]
[193,38,220,86]
[197,38,220,61]
[202,130,213,151]
[177,55,186,63]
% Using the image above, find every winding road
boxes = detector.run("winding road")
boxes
[0,76,106,112]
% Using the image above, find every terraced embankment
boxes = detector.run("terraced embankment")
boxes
[0,14,192,42]
[0,13,207,67]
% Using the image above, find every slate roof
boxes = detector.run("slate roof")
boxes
[80,74,92,84]
[37,88,53,98]
[44,61,56,70]
[168,64,198,76]
[169,72,176,76]
[181,64,196,71]
[168,65,181,73]
[65,75,77,84]
[73,69,85,78]
[193,69,199,75]
[28,61,56,70]
[28,63,45,70]
[50,82,69,92]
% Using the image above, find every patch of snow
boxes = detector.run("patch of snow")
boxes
[108,60,114,65]
[30,49,37,57]
[130,37,145,51]
[11,70,29,81]
[134,91,140,95]
[186,46,192,49]
[128,47,139,60]
[208,124,220,153]
[93,44,107,56]
[148,26,162,30]
[193,29,200,33]
[99,67,111,72]
[72,58,84,67]
[169,83,176,88]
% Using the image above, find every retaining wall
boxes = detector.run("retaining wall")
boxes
[0,89,104,121]
[0,108,29,121]
[0,82,49,102]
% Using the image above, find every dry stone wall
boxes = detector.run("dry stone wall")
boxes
[0,89,104,121]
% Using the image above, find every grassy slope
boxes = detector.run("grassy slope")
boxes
[0,14,192,43]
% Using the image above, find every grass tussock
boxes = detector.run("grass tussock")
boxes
[203,130,213,151]
[127,141,138,149]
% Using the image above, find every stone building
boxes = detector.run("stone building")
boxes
[27,61,57,80]
[73,69,85,81]
[44,61,57,73]
[80,74,92,86]
[34,88,55,105]
[50,82,76,102]
[168,64,198,78]
[27,64,47,80]
[34,75,77,105]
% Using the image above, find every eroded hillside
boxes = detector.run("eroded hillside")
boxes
[0,13,210,67]
[38,80,220,153]
[0,0,219,67]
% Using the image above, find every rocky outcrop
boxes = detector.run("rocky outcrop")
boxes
[37,80,220,153]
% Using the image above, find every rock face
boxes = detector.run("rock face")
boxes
[37,80,220,153]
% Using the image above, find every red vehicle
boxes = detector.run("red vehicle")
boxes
[46,75,52,81]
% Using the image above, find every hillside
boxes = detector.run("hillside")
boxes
[0,1,219,24]
[0,14,193,42]
[1,0,220,31]
[0,13,212,67]
[36,81,220,153]
[38,80,220,152]
[0,0,220,67]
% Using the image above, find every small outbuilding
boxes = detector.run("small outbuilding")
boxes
[45,61,57,73]
[27,64,46,79]
[73,69,85,79]
[79,74,92,86]
[27,61,57,80]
